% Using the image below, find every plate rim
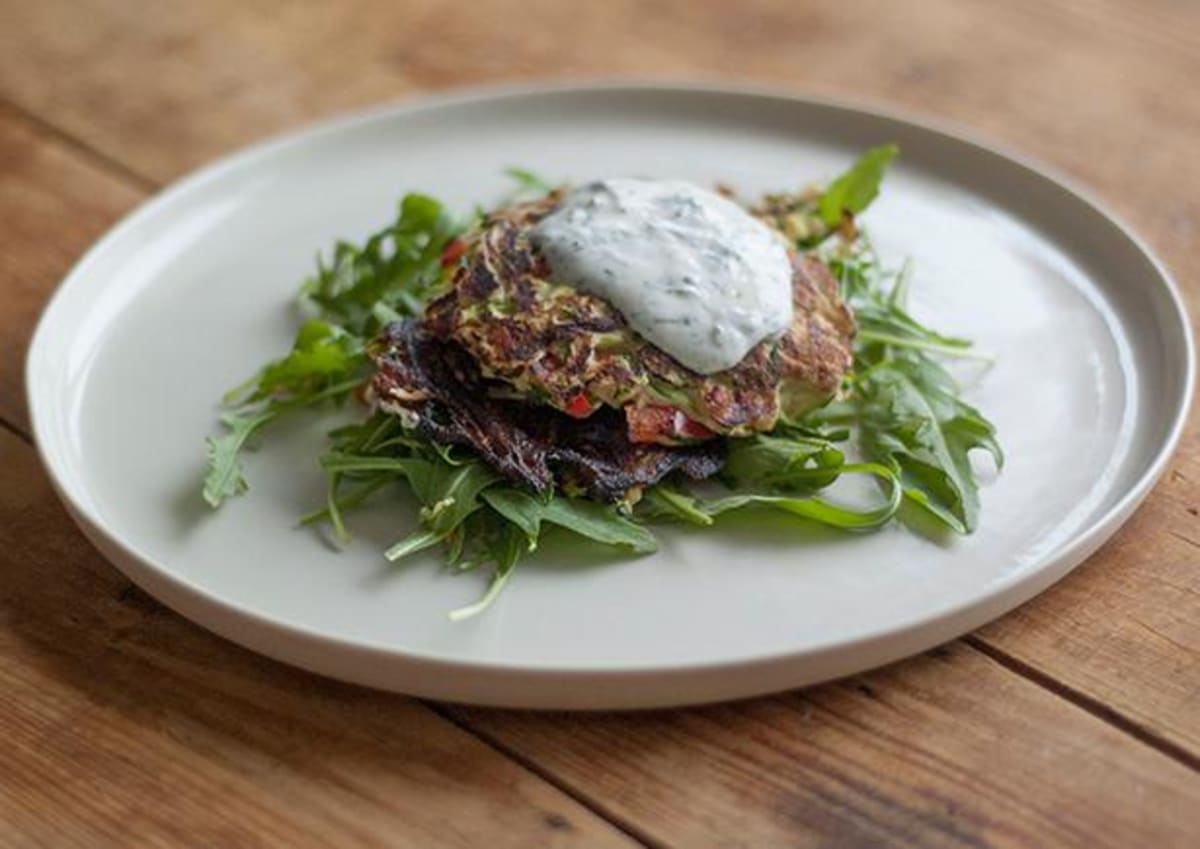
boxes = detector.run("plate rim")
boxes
[24,79,1196,706]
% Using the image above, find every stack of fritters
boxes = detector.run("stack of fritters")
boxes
[370,193,855,503]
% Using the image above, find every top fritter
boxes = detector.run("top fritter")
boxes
[416,186,856,447]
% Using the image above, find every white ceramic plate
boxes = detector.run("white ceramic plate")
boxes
[28,83,1194,709]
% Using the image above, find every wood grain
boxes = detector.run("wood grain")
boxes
[0,426,637,848]
[0,1,1198,845]
[455,645,1200,848]
[0,103,143,431]
[4,0,1198,753]
[976,436,1200,753]
[1,0,1198,200]
[1,400,1195,846]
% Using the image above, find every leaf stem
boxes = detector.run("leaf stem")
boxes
[856,330,994,361]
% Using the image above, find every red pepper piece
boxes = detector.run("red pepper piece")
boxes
[440,238,467,268]
[564,392,594,419]
[625,404,714,443]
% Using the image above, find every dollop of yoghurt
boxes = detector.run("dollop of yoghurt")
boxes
[532,178,794,374]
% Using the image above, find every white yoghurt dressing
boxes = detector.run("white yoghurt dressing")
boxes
[532,178,794,374]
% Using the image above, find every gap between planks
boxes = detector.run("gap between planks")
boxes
[965,636,1200,773]
[0,94,159,193]
[3,97,1198,799]
[430,704,661,849]
[0,416,30,446]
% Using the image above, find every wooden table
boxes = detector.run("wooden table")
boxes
[2,2,1197,846]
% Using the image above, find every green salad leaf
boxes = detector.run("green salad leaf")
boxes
[483,489,658,553]
[201,195,459,508]
[828,245,1002,533]
[856,358,1002,533]
[699,462,902,530]
[503,166,555,195]
[302,193,459,335]
[758,144,899,249]
[721,432,846,494]
[448,524,524,621]
[226,320,365,406]
[301,412,659,617]
[203,409,275,508]
[818,144,899,227]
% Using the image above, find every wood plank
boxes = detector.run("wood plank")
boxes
[0,103,144,432]
[2,0,1197,756]
[0,427,637,848]
[0,4,1198,844]
[454,645,1200,848]
[0,0,431,183]
[976,432,1200,753]
[0,0,1197,192]
[3,402,1193,846]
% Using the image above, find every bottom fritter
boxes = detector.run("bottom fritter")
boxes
[370,320,725,503]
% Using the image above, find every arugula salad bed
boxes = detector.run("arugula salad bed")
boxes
[203,149,1002,619]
